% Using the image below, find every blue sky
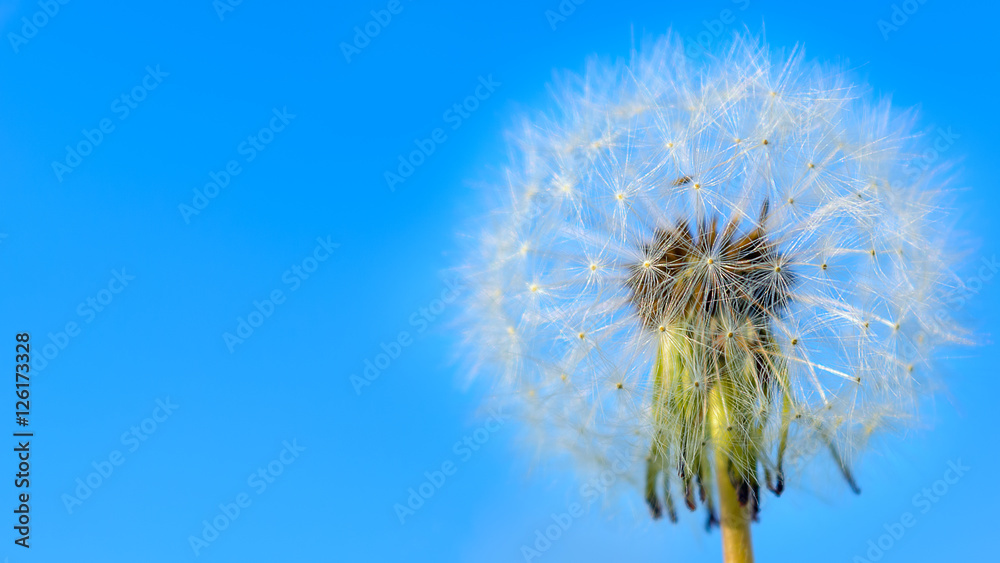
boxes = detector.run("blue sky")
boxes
[0,0,996,561]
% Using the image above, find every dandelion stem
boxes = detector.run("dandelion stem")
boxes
[710,380,755,563]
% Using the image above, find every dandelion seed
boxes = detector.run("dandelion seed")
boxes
[460,31,965,563]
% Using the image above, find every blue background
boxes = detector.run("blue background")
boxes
[0,0,995,561]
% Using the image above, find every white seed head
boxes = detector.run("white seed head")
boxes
[460,32,966,522]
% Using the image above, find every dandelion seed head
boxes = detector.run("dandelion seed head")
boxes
[460,31,965,524]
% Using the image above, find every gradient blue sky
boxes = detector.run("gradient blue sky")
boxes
[0,0,996,561]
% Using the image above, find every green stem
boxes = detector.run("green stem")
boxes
[710,379,755,563]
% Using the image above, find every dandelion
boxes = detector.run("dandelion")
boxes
[461,32,965,562]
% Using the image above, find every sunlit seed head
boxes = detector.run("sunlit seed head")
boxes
[462,30,966,528]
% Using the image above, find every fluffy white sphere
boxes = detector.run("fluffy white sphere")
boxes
[462,32,965,524]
